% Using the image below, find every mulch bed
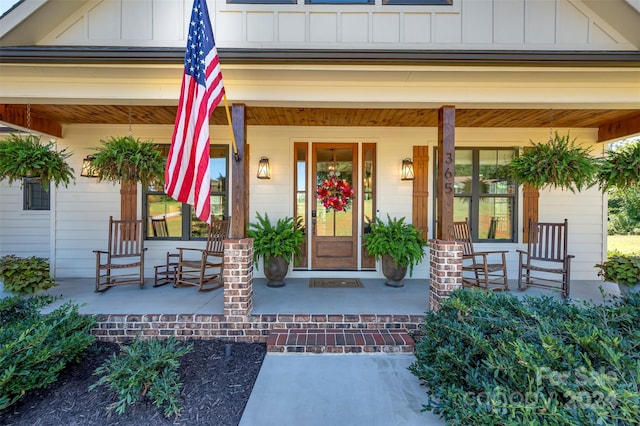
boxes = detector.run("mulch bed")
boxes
[0,339,266,426]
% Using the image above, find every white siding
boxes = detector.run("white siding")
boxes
[0,125,603,281]
[36,0,635,50]
[0,182,51,259]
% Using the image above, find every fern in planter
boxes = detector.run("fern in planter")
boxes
[597,139,640,191]
[246,212,305,268]
[509,132,597,193]
[0,255,58,295]
[90,135,164,186]
[0,133,75,191]
[362,214,428,277]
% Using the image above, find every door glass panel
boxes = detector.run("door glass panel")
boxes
[362,144,376,268]
[362,147,374,229]
[315,148,353,237]
[294,143,308,268]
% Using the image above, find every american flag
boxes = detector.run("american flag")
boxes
[165,0,224,224]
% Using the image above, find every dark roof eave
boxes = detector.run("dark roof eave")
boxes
[0,46,639,67]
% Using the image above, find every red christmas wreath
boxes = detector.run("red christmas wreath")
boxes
[316,175,355,212]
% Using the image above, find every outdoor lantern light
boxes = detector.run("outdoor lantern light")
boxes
[257,157,271,179]
[80,155,99,178]
[401,158,414,181]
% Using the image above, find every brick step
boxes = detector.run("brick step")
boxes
[266,328,415,354]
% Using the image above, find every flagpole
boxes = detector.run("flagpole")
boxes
[222,93,240,162]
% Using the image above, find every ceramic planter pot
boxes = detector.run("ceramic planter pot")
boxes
[264,255,289,288]
[618,283,640,296]
[381,254,408,288]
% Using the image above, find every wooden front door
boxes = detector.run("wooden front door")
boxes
[311,144,358,270]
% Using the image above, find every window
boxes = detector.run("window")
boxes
[382,0,451,4]
[435,148,517,242]
[305,0,373,4]
[227,0,296,3]
[228,0,450,3]
[143,145,228,240]
[293,142,308,268]
[23,178,50,210]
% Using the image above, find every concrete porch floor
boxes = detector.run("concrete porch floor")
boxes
[15,277,622,316]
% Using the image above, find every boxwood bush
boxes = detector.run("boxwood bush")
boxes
[410,290,640,425]
[0,296,96,411]
[90,337,193,418]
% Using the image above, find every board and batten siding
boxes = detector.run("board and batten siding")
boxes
[37,0,634,50]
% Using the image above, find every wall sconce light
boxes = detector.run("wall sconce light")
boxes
[257,157,271,179]
[80,155,99,178]
[401,158,414,181]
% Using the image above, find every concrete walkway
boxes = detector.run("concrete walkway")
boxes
[239,354,444,426]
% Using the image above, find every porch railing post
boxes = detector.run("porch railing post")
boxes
[428,239,462,311]
[223,238,254,321]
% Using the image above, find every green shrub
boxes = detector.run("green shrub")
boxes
[608,213,638,235]
[409,290,640,425]
[596,252,640,287]
[0,296,96,411]
[90,337,193,418]
[0,255,58,295]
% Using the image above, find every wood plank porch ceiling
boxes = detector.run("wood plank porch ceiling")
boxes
[2,104,639,141]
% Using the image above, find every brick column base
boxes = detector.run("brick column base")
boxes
[428,239,462,311]
[223,238,254,322]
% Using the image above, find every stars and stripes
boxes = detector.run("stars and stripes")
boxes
[165,0,224,224]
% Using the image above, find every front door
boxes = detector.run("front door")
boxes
[311,144,358,269]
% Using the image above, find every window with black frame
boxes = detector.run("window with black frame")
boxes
[144,145,228,240]
[227,0,450,4]
[23,178,50,211]
[435,148,517,242]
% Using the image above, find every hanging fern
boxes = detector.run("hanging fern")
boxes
[509,132,597,193]
[90,136,164,186]
[0,134,75,191]
[597,139,640,191]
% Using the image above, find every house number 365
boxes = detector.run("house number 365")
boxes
[443,152,454,194]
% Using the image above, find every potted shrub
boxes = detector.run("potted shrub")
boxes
[246,212,305,287]
[362,214,428,287]
[0,255,58,295]
[89,135,164,221]
[509,132,597,193]
[0,133,75,191]
[596,251,640,296]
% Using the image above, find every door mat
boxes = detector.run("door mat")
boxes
[309,278,364,288]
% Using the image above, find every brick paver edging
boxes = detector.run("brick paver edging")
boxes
[267,328,415,354]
